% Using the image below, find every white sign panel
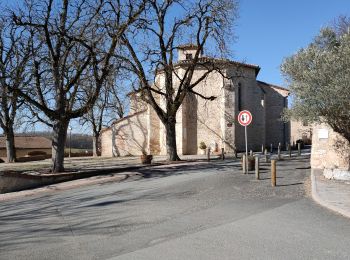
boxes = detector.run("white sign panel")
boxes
[318,128,329,139]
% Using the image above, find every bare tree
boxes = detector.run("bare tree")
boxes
[80,71,127,157]
[0,17,31,162]
[10,0,145,172]
[120,0,238,161]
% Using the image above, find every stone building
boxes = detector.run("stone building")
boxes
[290,121,312,145]
[101,45,290,157]
[0,136,52,158]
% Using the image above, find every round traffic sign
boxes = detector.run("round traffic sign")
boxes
[238,110,252,126]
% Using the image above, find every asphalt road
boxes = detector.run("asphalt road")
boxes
[1,155,350,260]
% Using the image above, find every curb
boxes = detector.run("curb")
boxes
[0,160,214,202]
[311,170,350,219]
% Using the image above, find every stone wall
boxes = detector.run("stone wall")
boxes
[194,69,224,154]
[101,110,149,157]
[311,124,350,172]
[290,120,312,145]
[230,68,265,152]
[262,84,289,149]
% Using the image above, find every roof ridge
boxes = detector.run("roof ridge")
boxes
[257,80,289,92]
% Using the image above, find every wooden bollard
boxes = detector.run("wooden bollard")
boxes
[278,145,281,160]
[242,154,247,174]
[271,159,276,187]
[264,148,268,162]
[249,150,253,156]
[297,143,301,156]
[234,149,237,158]
[288,144,292,158]
[270,143,273,153]
[261,144,264,153]
[221,148,225,160]
[255,156,260,180]
[207,147,211,162]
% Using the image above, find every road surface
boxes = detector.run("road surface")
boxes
[1,156,349,259]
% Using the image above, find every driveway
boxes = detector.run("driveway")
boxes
[1,155,349,259]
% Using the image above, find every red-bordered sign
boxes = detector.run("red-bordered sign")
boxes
[238,110,252,126]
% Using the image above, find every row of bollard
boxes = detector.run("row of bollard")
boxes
[207,147,225,162]
[207,142,302,161]
[207,143,302,186]
[241,143,302,187]
[242,154,277,186]
[262,142,301,158]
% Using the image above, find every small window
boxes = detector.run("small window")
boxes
[237,82,242,111]
[261,94,265,107]
[186,53,193,60]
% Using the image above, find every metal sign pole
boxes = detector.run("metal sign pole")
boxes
[245,125,248,174]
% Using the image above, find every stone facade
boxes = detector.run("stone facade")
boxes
[101,45,290,157]
[0,136,52,158]
[311,123,350,180]
[290,120,312,145]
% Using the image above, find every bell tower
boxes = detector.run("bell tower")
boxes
[177,44,202,61]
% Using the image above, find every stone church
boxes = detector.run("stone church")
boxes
[101,45,290,157]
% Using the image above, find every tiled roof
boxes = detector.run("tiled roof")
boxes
[177,56,260,71]
[155,57,260,76]
[177,44,199,50]
[257,80,289,93]
[0,136,52,149]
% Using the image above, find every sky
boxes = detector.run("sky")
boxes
[1,0,350,134]
[233,0,350,86]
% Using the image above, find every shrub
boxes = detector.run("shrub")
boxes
[199,141,207,150]
[27,151,47,156]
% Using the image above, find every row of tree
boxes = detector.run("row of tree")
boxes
[0,0,238,172]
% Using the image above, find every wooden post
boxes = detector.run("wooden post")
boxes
[288,143,292,158]
[297,143,301,156]
[264,148,268,163]
[270,143,273,153]
[255,156,260,180]
[207,147,211,162]
[271,160,276,187]
[221,148,225,160]
[278,144,281,160]
[242,154,247,174]
[261,144,264,153]
[249,150,253,156]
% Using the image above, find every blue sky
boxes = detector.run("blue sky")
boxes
[1,0,349,134]
[2,0,349,88]
[233,0,350,86]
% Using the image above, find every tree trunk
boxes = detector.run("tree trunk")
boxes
[5,126,16,163]
[52,120,68,173]
[92,133,99,157]
[165,118,180,161]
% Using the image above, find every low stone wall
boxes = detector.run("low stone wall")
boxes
[323,169,350,181]
[0,165,144,194]
[311,123,350,180]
